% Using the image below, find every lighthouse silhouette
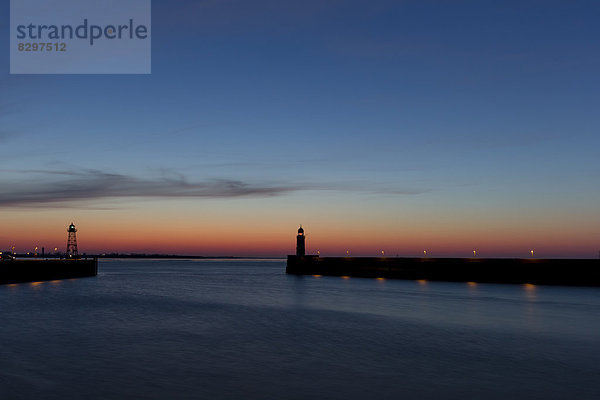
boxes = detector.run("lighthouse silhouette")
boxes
[66,222,78,258]
[296,225,305,257]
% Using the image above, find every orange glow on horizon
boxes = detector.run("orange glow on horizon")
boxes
[1,208,598,258]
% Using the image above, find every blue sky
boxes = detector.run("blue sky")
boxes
[1,0,599,256]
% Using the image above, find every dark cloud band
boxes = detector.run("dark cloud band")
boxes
[0,169,301,207]
[0,169,427,208]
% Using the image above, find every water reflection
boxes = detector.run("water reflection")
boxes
[1,260,599,400]
[523,283,537,301]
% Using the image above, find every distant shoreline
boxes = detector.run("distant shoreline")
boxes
[10,254,284,260]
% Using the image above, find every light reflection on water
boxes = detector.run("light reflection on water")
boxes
[1,259,599,400]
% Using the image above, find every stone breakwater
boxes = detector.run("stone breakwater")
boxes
[0,259,98,284]
[286,255,600,287]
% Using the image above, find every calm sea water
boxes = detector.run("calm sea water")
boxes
[1,259,600,399]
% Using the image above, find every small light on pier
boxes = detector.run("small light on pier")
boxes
[423,250,427,256]
[381,250,384,256]
[473,250,476,257]
[530,250,534,257]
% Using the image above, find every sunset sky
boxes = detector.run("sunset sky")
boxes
[1,0,599,257]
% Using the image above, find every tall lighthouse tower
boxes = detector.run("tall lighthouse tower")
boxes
[296,225,306,257]
[66,222,78,258]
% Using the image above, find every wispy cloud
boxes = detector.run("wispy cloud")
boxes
[0,169,429,208]
[0,169,305,208]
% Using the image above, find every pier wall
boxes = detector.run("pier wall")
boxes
[0,259,98,284]
[286,255,600,286]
